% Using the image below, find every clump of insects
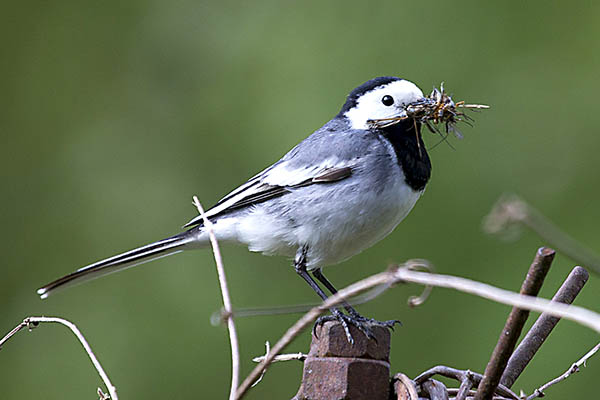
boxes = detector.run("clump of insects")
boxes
[367,84,490,143]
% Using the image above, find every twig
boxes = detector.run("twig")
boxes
[252,352,306,364]
[236,261,600,399]
[525,342,600,400]
[447,389,513,400]
[474,247,555,400]
[250,342,270,388]
[192,196,240,400]
[392,373,419,400]
[97,388,110,400]
[484,193,600,275]
[421,379,449,400]
[0,316,117,399]
[399,268,600,331]
[414,366,518,400]
[501,266,589,388]
[456,371,475,400]
[250,344,306,389]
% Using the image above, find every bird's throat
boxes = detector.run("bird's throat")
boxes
[381,121,431,192]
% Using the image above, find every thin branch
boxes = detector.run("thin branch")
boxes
[474,247,555,400]
[392,373,420,400]
[97,388,110,400]
[447,389,513,400]
[501,266,589,388]
[250,344,306,388]
[456,371,475,400]
[525,342,600,400]
[192,196,240,400]
[250,342,270,388]
[252,352,306,364]
[236,261,600,399]
[421,378,449,400]
[395,268,600,332]
[0,316,117,399]
[414,366,518,400]
[484,193,600,275]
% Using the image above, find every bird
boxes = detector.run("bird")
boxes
[37,76,432,343]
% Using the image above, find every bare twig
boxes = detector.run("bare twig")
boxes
[249,343,306,389]
[414,366,518,400]
[236,261,600,399]
[97,388,110,400]
[501,266,589,388]
[456,371,475,400]
[250,342,270,388]
[393,373,419,400]
[484,194,600,275]
[396,268,600,332]
[525,342,600,400]
[0,316,117,399]
[252,352,306,364]
[421,379,449,400]
[447,389,513,400]
[474,247,555,400]
[406,259,434,307]
[192,196,240,400]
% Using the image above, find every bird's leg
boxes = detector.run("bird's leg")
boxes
[312,268,401,331]
[293,246,355,343]
[312,268,360,316]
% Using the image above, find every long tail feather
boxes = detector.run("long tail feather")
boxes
[37,230,197,299]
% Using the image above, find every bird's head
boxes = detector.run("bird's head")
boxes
[338,77,424,130]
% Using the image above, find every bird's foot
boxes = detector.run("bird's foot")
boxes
[347,309,402,331]
[314,310,401,345]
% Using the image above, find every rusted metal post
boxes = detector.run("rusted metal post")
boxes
[293,321,391,400]
[474,247,555,400]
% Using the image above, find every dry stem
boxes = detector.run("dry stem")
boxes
[192,196,240,400]
[525,342,600,400]
[414,366,518,400]
[0,316,117,399]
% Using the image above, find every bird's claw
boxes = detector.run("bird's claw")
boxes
[350,314,402,331]
[314,312,401,345]
[315,314,356,344]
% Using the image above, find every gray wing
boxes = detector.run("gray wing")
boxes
[183,123,364,227]
[183,164,352,228]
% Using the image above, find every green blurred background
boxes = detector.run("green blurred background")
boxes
[2,1,599,398]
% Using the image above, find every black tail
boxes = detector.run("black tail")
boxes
[37,230,196,299]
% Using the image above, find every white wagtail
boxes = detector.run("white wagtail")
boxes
[38,77,433,341]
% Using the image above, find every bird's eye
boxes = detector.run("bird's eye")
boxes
[381,95,394,106]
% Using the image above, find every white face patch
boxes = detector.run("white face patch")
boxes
[344,80,424,130]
